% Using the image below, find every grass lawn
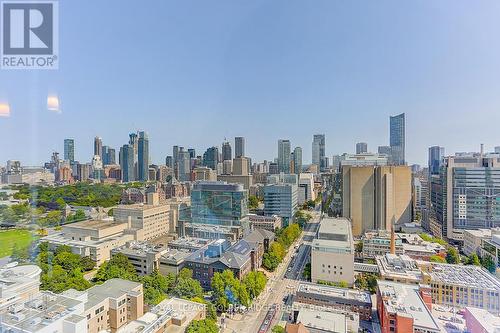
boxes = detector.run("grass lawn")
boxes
[0,229,34,258]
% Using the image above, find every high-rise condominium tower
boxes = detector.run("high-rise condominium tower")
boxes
[222,141,232,161]
[94,137,102,158]
[278,140,291,173]
[64,139,75,163]
[390,113,405,165]
[235,137,245,158]
[356,142,368,154]
[137,131,149,181]
[312,134,326,172]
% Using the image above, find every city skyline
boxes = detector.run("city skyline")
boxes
[2,1,500,165]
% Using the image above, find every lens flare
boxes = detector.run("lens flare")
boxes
[47,95,61,113]
[0,103,10,117]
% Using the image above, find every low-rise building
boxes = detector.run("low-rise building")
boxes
[0,291,87,333]
[463,228,492,256]
[167,237,214,252]
[311,218,355,285]
[0,264,42,311]
[377,281,440,333]
[0,278,143,333]
[295,307,359,333]
[295,282,372,320]
[464,306,500,333]
[43,219,139,265]
[117,297,206,333]
[362,230,404,259]
[248,214,282,232]
[62,278,144,333]
[420,262,500,312]
[376,254,423,285]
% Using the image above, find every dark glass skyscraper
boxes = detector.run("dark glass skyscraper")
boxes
[235,137,245,158]
[428,146,445,175]
[120,144,135,182]
[389,113,405,165]
[137,131,149,181]
[94,136,103,158]
[64,139,75,163]
[221,141,232,161]
[203,146,219,170]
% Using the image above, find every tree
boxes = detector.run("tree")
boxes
[142,270,176,306]
[429,255,446,263]
[94,253,139,282]
[242,271,267,299]
[172,269,203,299]
[211,270,250,311]
[446,247,460,264]
[481,255,496,273]
[355,273,378,294]
[303,263,311,281]
[81,256,96,271]
[248,195,259,210]
[272,326,286,333]
[185,319,218,333]
[467,253,481,266]
[11,243,29,262]
[355,241,363,253]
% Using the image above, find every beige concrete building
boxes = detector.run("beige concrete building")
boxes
[63,278,144,333]
[217,157,253,189]
[114,195,170,241]
[248,214,282,232]
[0,278,143,333]
[0,264,42,311]
[43,219,140,265]
[193,166,217,181]
[311,217,355,285]
[117,297,205,333]
[342,165,412,236]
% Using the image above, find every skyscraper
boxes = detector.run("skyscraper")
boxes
[390,113,405,165]
[312,134,326,172]
[293,147,302,174]
[203,147,219,170]
[428,146,445,175]
[137,131,149,181]
[222,141,232,161]
[188,148,196,159]
[356,142,368,154]
[119,144,135,182]
[178,148,191,181]
[64,139,75,163]
[235,137,245,158]
[94,137,103,158]
[278,139,291,173]
[165,156,173,168]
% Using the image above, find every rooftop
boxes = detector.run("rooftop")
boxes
[296,307,347,333]
[428,263,500,290]
[378,280,440,332]
[296,282,371,304]
[376,254,423,282]
[0,291,85,331]
[117,297,205,333]
[63,219,124,230]
[465,306,500,332]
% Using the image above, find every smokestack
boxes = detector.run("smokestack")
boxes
[390,222,396,255]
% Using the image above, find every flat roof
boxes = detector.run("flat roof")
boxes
[378,280,440,332]
[465,307,500,332]
[376,254,423,281]
[64,219,125,230]
[296,307,346,333]
[429,263,500,290]
[297,282,371,304]
[80,278,142,310]
[0,291,84,331]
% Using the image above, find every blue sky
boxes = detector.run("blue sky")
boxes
[1,0,500,166]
